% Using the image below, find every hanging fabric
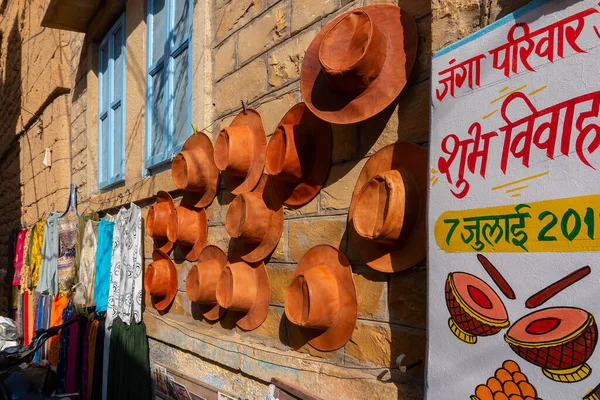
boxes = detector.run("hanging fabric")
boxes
[74,219,99,307]
[58,184,79,294]
[20,227,34,293]
[12,228,29,287]
[36,213,59,296]
[94,216,115,313]
[29,219,46,290]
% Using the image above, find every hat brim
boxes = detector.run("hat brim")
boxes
[221,109,267,195]
[150,191,176,254]
[301,5,418,124]
[236,261,270,331]
[291,245,357,351]
[176,133,220,208]
[150,250,179,311]
[348,143,427,273]
[269,103,332,207]
[199,246,227,321]
[236,175,284,263]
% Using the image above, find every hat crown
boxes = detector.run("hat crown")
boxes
[167,206,200,246]
[144,260,171,298]
[186,259,222,304]
[265,124,303,183]
[285,265,341,330]
[172,147,210,192]
[147,201,171,238]
[216,262,258,312]
[318,10,387,96]
[214,126,255,177]
[353,169,418,244]
[225,192,270,244]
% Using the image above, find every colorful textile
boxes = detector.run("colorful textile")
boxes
[12,228,27,286]
[66,311,79,393]
[91,316,105,400]
[48,294,68,366]
[94,217,115,313]
[57,302,75,393]
[37,213,59,296]
[29,220,46,289]
[20,227,33,292]
[57,211,78,294]
[86,320,99,400]
[74,220,98,306]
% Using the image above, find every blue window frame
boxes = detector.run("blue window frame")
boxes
[98,14,126,189]
[145,0,193,170]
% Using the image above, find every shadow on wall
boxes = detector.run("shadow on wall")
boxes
[0,15,23,314]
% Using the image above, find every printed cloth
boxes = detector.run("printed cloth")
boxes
[57,302,75,394]
[12,228,29,286]
[94,216,115,313]
[57,211,78,294]
[36,213,59,296]
[20,227,34,292]
[74,220,98,306]
[29,219,46,289]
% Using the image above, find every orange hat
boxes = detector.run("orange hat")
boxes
[301,5,418,124]
[348,142,427,273]
[185,246,227,321]
[265,103,332,207]
[144,250,178,311]
[146,191,176,253]
[167,203,208,262]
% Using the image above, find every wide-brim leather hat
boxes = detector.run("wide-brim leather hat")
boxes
[348,142,426,273]
[301,5,418,124]
[214,109,267,195]
[284,245,357,351]
[145,250,178,311]
[185,245,227,321]
[167,202,208,262]
[172,132,220,208]
[265,103,332,207]
[216,259,270,331]
[146,191,176,253]
[226,174,283,263]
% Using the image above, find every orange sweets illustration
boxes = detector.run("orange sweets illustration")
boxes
[471,360,542,400]
[445,272,510,344]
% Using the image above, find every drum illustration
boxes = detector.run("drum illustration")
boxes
[445,272,510,344]
[505,307,598,383]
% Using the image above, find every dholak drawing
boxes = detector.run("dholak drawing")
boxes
[445,272,509,344]
[505,307,598,383]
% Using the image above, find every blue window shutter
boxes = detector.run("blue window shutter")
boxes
[98,14,126,190]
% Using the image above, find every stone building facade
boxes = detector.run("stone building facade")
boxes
[0,0,531,398]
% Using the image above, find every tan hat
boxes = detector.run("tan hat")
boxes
[301,5,418,124]
[214,109,267,195]
[265,103,332,207]
[225,174,283,263]
[144,250,178,311]
[216,259,270,331]
[348,142,427,273]
[167,203,208,262]
[285,245,357,351]
[171,132,220,208]
[146,191,176,253]
[185,245,227,321]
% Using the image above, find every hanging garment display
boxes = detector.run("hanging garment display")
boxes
[74,219,99,307]
[265,103,332,207]
[300,5,418,124]
[144,250,178,311]
[146,191,176,254]
[215,259,270,331]
[213,109,267,195]
[36,212,59,296]
[284,245,357,351]
[94,216,115,313]
[347,142,427,273]
[171,131,220,207]
[11,228,28,286]
[225,174,283,263]
[186,245,227,321]
[29,218,46,290]
[167,203,207,262]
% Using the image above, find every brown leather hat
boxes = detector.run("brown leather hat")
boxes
[185,245,227,321]
[301,5,418,124]
[167,203,208,262]
[284,245,357,351]
[216,259,270,331]
[171,132,220,208]
[214,109,267,195]
[146,191,176,253]
[225,174,283,263]
[145,250,178,311]
[348,142,427,273]
[265,103,332,207]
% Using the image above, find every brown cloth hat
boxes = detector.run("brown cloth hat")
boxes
[348,142,426,273]
[146,191,176,253]
[226,174,283,263]
[171,132,220,208]
[214,109,267,195]
[216,259,270,331]
[167,203,208,262]
[284,245,357,351]
[186,245,227,321]
[145,250,178,311]
[300,5,418,124]
[265,103,332,207]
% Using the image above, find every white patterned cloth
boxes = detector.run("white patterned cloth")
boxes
[106,203,143,328]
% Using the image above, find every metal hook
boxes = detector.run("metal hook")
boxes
[241,100,247,115]
[395,354,422,373]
